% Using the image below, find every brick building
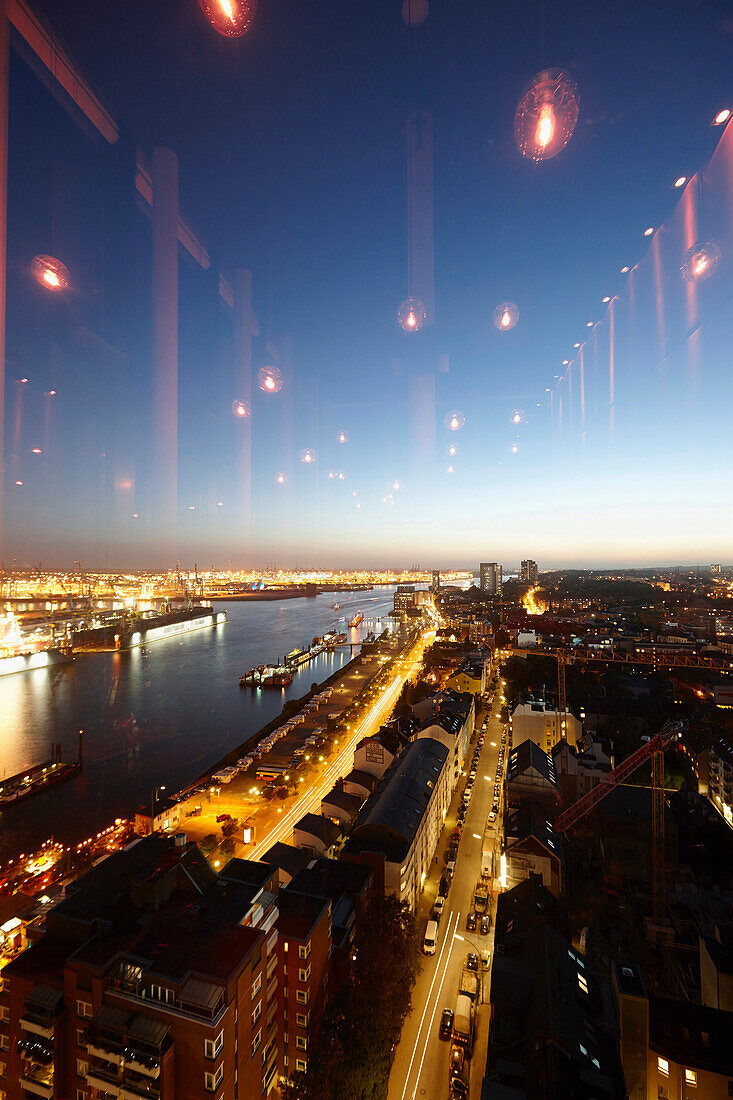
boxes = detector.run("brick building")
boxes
[2,835,278,1100]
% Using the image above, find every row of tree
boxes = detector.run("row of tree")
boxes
[283,893,419,1100]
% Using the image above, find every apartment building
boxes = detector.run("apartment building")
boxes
[613,959,733,1098]
[277,891,331,1080]
[341,737,451,910]
[510,698,583,751]
[3,835,278,1100]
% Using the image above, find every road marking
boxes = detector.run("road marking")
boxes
[399,909,459,1100]
[410,915,461,1099]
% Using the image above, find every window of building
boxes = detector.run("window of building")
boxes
[76,1060,89,1077]
[657,1057,669,1077]
[578,974,588,995]
[283,941,288,953]
[298,942,311,960]
[77,1028,85,1047]
[0,1064,4,1078]
[0,1038,8,1052]
[296,1059,307,1072]
[204,1064,224,1092]
[0,1010,7,1024]
[149,984,174,1005]
[76,1000,92,1017]
[296,1036,307,1051]
[252,1000,262,1026]
[251,1029,262,1057]
[298,966,311,983]
[296,1013,309,1027]
[204,1030,224,1059]
[684,1070,697,1087]
[252,972,262,999]
[295,990,309,1005]
[76,1091,86,1100]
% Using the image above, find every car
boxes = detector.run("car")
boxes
[466,911,477,931]
[446,860,456,879]
[457,808,466,822]
[481,914,491,935]
[488,810,497,823]
[451,827,462,842]
[448,843,459,861]
[439,1008,454,1040]
[449,1076,468,1099]
[216,813,232,823]
[480,949,491,971]
[466,952,479,972]
[440,873,449,895]
[432,895,446,921]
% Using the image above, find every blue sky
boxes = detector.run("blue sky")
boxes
[3,0,733,569]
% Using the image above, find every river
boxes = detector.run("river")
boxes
[0,587,397,860]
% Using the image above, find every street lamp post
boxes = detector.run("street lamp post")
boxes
[151,784,166,835]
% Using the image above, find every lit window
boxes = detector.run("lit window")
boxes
[296,1059,307,1072]
[578,974,589,994]
[76,1060,88,1077]
[252,973,262,998]
[658,1057,669,1077]
[252,1000,262,1026]
[296,1036,307,1050]
[76,1000,92,1018]
[684,1069,697,1086]
[251,1029,262,1056]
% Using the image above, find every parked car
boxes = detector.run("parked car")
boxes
[480,914,491,935]
[488,810,497,823]
[216,813,232,823]
[448,843,459,861]
[432,895,446,921]
[466,952,479,972]
[439,1008,454,1040]
[449,1076,468,1100]
[440,873,450,896]
[446,860,456,880]
[466,911,477,931]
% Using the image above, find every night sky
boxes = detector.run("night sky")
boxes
[4,0,733,569]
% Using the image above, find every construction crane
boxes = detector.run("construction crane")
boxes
[554,720,681,929]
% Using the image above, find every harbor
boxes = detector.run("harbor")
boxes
[0,589,396,861]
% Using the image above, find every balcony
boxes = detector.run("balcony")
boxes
[86,1064,122,1097]
[124,1051,161,1079]
[19,1069,54,1099]
[19,1014,55,1040]
[267,975,278,1002]
[266,928,278,955]
[87,1040,124,1066]
[120,1071,161,1100]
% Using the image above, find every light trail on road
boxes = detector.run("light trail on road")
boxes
[399,909,460,1100]
[250,632,433,859]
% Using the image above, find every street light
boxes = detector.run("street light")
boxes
[150,785,166,835]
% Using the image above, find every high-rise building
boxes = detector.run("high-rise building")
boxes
[520,559,539,585]
[479,562,502,595]
[431,570,441,591]
[711,563,722,575]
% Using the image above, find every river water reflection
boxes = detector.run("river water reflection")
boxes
[0,588,395,859]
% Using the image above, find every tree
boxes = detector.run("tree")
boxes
[220,836,236,855]
[281,893,418,1100]
[221,819,238,838]
[199,834,217,855]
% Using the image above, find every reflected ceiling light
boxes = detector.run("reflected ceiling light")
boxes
[300,449,316,464]
[680,239,721,283]
[444,411,465,431]
[402,0,429,26]
[232,399,251,419]
[447,443,457,456]
[397,297,427,332]
[257,366,282,394]
[510,409,524,425]
[31,448,42,454]
[276,472,287,484]
[493,302,519,331]
[713,108,731,126]
[15,480,22,486]
[643,226,655,237]
[511,444,519,453]
[217,501,223,507]
[199,0,256,37]
[336,430,349,444]
[31,254,69,291]
[514,69,579,161]
[674,176,687,189]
